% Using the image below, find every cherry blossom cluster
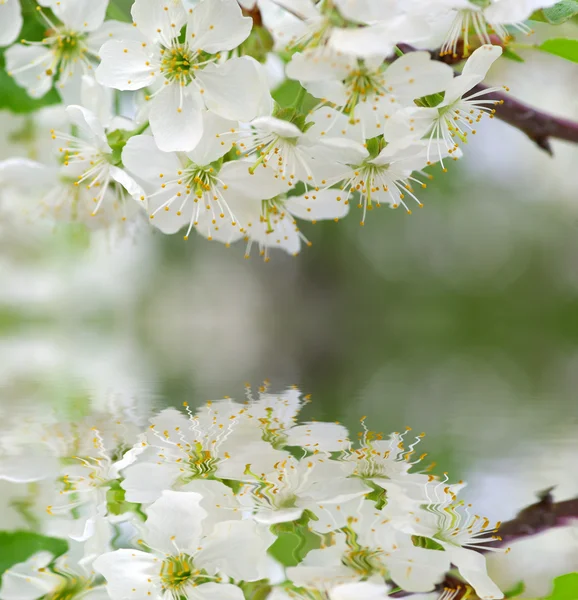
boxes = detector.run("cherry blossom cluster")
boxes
[0,386,508,600]
[0,0,558,257]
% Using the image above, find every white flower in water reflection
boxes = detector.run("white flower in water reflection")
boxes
[0,385,507,600]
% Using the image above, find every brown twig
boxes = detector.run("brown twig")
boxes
[485,488,578,549]
[467,83,578,156]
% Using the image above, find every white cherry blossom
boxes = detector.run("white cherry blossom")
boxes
[5,0,134,99]
[94,490,274,600]
[96,0,271,152]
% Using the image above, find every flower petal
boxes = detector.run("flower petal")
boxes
[186,111,238,165]
[196,57,271,121]
[187,0,252,53]
[5,45,53,98]
[145,490,206,553]
[65,105,109,151]
[131,0,186,45]
[149,85,204,152]
[52,0,107,32]
[0,552,60,600]
[444,45,502,104]
[195,520,274,581]
[0,0,22,47]
[384,51,455,101]
[191,582,245,600]
[93,550,157,599]
[96,39,158,91]
[441,544,504,600]
[122,134,182,183]
[220,160,285,200]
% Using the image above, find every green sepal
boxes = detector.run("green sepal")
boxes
[504,581,526,598]
[538,38,578,63]
[411,535,445,551]
[415,91,446,108]
[502,48,525,62]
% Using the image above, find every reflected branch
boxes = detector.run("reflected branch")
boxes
[486,488,578,549]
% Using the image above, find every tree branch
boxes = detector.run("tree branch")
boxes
[485,488,578,549]
[469,83,578,156]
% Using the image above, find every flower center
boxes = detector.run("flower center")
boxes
[344,66,385,111]
[50,29,88,66]
[184,443,219,480]
[183,163,219,198]
[160,553,196,592]
[45,573,92,600]
[160,45,198,86]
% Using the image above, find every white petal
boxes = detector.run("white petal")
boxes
[78,75,114,126]
[252,507,304,525]
[0,453,59,483]
[191,583,245,600]
[93,550,157,599]
[122,134,182,183]
[385,546,450,592]
[186,111,238,165]
[52,0,107,32]
[444,45,502,103]
[220,160,285,200]
[149,85,204,152]
[461,44,503,81]
[0,0,22,47]
[87,20,147,54]
[96,40,158,91]
[304,79,348,106]
[286,50,351,83]
[0,158,56,189]
[195,520,274,580]
[187,0,252,53]
[285,422,351,450]
[251,116,302,139]
[121,454,183,503]
[197,57,271,121]
[330,582,390,600]
[132,0,186,45]
[442,544,504,600]
[109,166,146,201]
[179,479,241,534]
[384,51,455,101]
[65,105,109,151]
[145,490,206,553]
[484,0,557,24]
[0,552,60,600]
[5,45,53,98]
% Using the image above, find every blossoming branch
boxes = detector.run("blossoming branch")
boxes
[0,0,576,258]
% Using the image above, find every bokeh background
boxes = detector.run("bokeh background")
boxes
[1,22,577,597]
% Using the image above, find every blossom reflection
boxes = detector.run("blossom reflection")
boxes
[0,385,506,600]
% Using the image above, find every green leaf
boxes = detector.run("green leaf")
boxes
[542,1,578,24]
[538,38,578,63]
[502,47,525,63]
[543,573,578,600]
[0,531,68,584]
